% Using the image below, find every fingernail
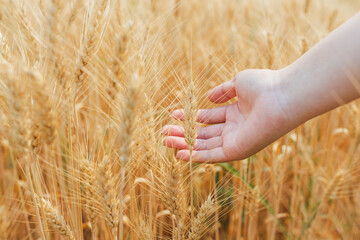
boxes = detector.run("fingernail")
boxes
[176,152,184,160]
[176,151,189,161]
[170,110,181,119]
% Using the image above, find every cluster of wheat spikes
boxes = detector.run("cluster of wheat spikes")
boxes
[0,0,360,239]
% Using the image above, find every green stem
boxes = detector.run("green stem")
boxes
[297,201,321,240]
[218,161,290,239]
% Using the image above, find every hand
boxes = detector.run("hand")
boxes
[162,13,360,163]
[162,69,293,163]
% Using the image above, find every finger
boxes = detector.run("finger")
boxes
[164,136,222,150]
[171,105,228,124]
[162,124,224,139]
[197,105,228,124]
[161,124,224,139]
[171,110,186,120]
[208,79,236,103]
[194,136,222,150]
[197,124,224,139]
[164,136,188,149]
[176,147,227,163]
[161,125,185,137]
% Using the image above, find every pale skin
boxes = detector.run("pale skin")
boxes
[162,12,360,163]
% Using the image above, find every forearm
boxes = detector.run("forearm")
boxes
[280,12,360,126]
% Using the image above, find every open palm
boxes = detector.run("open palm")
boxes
[162,69,292,163]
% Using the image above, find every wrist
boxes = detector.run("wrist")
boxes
[275,67,312,129]
[254,69,302,134]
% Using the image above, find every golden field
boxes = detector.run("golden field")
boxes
[0,0,360,239]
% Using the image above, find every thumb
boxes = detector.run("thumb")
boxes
[208,78,236,103]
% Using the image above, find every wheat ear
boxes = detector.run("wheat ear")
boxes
[79,158,98,238]
[25,70,58,151]
[184,80,197,150]
[34,195,75,240]
[0,32,10,63]
[266,32,274,69]
[301,37,308,55]
[118,72,143,239]
[162,159,187,239]
[328,10,338,31]
[67,0,83,27]
[321,169,346,208]
[2,64,31,154]
[113,31,129,74]
[247,186,261,217]
[184,80,197,222]
[304,0,311,14]
[142,95,157,165]
[74,0,108,95]
[46,0,69,91]
[0,205,10,239]
[137,218,153,240]
[187,196,216,240]
[96,156,119,238]
[107,31,130,115]
[118,73,143,166]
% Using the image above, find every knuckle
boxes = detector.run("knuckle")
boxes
[197,127,205,138]
[235,69,253,83]
[195,139,206,150]
[201,110,210,121]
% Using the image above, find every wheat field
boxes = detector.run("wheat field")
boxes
[0,0,360,239]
